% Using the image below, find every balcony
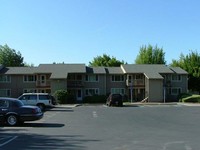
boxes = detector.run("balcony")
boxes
[126,79,145,87]
[36,80,51,87]
[67,81,84,88]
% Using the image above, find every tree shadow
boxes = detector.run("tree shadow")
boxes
[45,107,74,112]
[0,130,100,150]
[0,123,65,128]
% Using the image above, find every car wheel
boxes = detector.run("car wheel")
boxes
[7,115,18,126]
[37,104,45,111]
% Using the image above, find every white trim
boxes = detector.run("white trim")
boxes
[85,74,99,82]
[111,88,125,95]
[111,75,125,82]
[23,75,36,83]
[0,89,11,97]
[171,87,182,95]
[85,88,99,96]
[171,74,182,82]
[0,75,11,83]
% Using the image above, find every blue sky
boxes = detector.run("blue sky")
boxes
[1,0,200,66]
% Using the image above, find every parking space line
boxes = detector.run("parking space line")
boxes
[92,111,98,118]
[0,136,18,147]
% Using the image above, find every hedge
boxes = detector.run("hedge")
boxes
[53,90,76,104]
[83,95,107,103]
[181,95,200,103]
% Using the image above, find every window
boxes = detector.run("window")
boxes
[0,100,9,108]
[0,89,11,97]
[0,75,11,82]
[76,75,82,80]
[111,88,125,95]
[172,75,181,81]
[85,88,99,96]
[171,87,182,95]
[135,74,143,79]
[24,75,36,82]
[111,75,124,82]
[29,95,37,100]
[39,95,50,100]
[85,75,99,82]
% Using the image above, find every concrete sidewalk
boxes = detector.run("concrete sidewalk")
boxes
[124,102,200,107]
[54,104,81,108]
[54,102,200,108]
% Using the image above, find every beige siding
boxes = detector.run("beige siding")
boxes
[0,75,37,98]
[148,79,163,102]
[51,79,67,94]
[106,75,126,94]
[84,74,106,96]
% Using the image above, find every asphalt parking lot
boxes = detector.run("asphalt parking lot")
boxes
[1,104,200,150]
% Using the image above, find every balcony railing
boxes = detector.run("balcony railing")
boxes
[126,79,144,87]
[36,80,51,87]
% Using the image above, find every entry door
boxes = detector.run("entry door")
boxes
[40,75,46,86]
[76,89,82,101]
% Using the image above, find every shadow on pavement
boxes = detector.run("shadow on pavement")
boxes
[0,131,100,150]
[1,123,65,128]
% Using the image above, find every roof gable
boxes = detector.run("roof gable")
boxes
[86,67,106,74]
[105,67,124,74]
[121,64,174,79]
[37,64,86,79]
[170,67,188,74]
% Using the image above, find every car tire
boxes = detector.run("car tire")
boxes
[7,115,18,126]
[37,103,45,111]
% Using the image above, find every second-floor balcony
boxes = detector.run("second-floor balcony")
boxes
[36,80,51,87]
[126,79,145,87]
[67,81,84,88]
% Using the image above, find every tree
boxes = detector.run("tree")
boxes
[171,51,200,93]
[0,44,24,67]
[89,54,125,67]
[135,45,166,64]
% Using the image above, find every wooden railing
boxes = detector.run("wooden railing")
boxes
[126,79,144,87]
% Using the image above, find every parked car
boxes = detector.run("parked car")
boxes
[18,93,55,111]
[106,94,123,107]
[0,97,43,126]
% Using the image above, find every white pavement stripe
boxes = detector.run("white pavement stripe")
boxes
[92,111,98,118]
[0,136,18,147]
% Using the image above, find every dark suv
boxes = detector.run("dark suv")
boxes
[106,94,123,107]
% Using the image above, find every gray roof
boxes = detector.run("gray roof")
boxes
[121,64,174,79]
[0,67,37,75]
[86,67,106,74]
[170,67,188,74]
[105,67,124,74]
[36,64,86,79]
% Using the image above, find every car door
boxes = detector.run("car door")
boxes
[0,100,9,121]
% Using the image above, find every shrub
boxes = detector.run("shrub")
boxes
[182,95,200,103]
[178,93,192,102]
[54,90,68,104]
[83,95,107,103]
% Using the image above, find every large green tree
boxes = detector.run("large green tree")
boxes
[0,44,24,67]
[89,54,125,67]
[171,51,200,93]
[135,45,166,64]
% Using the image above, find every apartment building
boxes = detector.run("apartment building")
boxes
[0,64,188,102]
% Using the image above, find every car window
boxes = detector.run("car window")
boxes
[39,95,49,100]
[11,100,24,108]
[19,95,30,100]
[29,95,37,100]
[0,100,9,108]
